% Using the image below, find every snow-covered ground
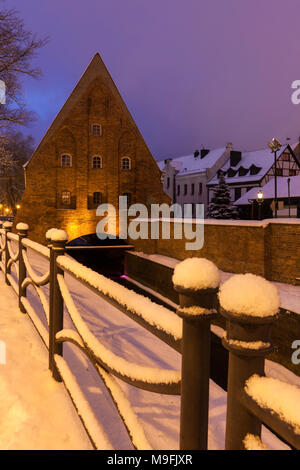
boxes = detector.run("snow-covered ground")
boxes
[0,272,92,450]
[1,246,299,449]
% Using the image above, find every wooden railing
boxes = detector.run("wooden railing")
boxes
[0,220,300,450]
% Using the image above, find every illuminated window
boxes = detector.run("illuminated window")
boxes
[92,124,102,136]
[121,157,131,170]
[92,156,102,169]
[61,191,71,205]
[93,192,102,206]
[61,154,72,168]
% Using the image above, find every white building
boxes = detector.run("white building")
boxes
[207,143,300,205]
[157,143,233,216]
[234,175,300,217]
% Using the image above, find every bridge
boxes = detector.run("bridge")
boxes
[0,221,299,450]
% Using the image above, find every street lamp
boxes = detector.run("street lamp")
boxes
[257,189,264,220]
[248,198,254,219]
[287,177,291,218]
[16,204,20,210]
[268,137,282,218]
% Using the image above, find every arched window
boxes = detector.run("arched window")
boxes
[61,191,71,205]
[61,154,72,168]
[121,157,131,170]
[92,124,102,136]
[92,156,102,169]
[93,192,102,206]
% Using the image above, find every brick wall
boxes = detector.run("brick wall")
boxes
[14,54,169,245]
[129,220,300,284]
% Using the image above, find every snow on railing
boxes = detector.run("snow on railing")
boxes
[219,273,300,450]
[56,255,182,342]
[0,221,299,451]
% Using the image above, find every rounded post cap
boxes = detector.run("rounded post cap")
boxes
[218,273,280,319]
[50,229,68,243]
[172,257,220,292]
[45,227,58,241]
[3,221,13,229]
[16,222,29,232]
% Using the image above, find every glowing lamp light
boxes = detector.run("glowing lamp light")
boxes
[5,208,9,213]
[16,204,21,210]
[257,190,264,203]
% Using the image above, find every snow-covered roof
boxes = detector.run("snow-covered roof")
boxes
[234,175,300,205]
[208,144,297,185]
[156,147,227,176]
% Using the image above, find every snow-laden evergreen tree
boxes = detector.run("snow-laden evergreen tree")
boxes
[207,171,239,219]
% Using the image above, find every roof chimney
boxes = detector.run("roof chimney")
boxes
[226,142,233,150]
[230,150,242,167]
[200,149,210,159]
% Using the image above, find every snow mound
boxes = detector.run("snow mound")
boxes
[218,273,280,317]
[172,257,220,290]
[243,433,269,450]
[16,223,29,231]
[245,374,300,433]
[51,229,68,242]
[46,228,57,240]
[3,221,12,228]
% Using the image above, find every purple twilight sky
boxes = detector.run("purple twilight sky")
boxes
[10,0,300,160]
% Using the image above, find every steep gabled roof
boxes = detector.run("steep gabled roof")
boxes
[157,147,227,175]
[26,53,155,169]
[208,143,299,186]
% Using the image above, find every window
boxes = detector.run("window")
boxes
[92,124,102,136]
[122,192,131,206]
[199,183,202,195]
[250,164,261,175]
[238,166,249,177]
[191,183,194,195]
[276,168,283,176]
[290,169,297,176]
[121,157,131,170]
[92,156,102,169]
[167,177,170,189]
[227,168,238,177]
[177,185,180,196]
[234,187,241,201]
[282,153,290,161]
[61,154,72,168]
[61,191,71,205]
[184,184,187,195]
[93,192,102,206]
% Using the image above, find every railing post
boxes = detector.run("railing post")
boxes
[16,223,29,313]
[3,221,13,285]
[173,258,220,450]
[48,229,68,382]
[219,274,279,450]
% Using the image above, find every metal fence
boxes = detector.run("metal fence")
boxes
[0,221,299,450]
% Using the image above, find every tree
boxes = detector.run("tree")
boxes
[0,6,48,129]
[0,130,34,214]
[207,171,239,219]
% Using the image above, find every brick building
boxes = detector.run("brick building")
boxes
[15,53,168,243]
